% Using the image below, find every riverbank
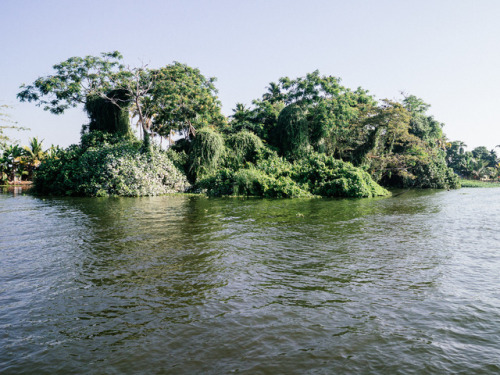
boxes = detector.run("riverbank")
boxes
[1,182,32,191]
[460,179,500,188]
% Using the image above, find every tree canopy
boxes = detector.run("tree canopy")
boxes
[226,73,458,189]
[15,57,466,195]
[17,52,223,148]
[17,51,125,114]
[145,63,225,139]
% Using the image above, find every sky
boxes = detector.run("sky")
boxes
[1,0,500,150]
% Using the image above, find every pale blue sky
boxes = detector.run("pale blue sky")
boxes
[2,0,500,150]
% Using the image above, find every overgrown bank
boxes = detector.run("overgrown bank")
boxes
[459,179,500,188]
[13,52,463,197]
[33,133,190,197]
[33,130,388,198]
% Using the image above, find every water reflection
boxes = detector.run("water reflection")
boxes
[1,185,30,196]
[2,190,500,374]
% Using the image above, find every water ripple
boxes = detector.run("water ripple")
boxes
[2,190,500,373]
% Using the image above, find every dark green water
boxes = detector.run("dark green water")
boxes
[1,188,500,374]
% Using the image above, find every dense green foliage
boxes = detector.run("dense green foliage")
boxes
[17,52,475,197]
[197,167,311,198]
[84,90,131,136]
[17,52,125,114]
[446,141,500,181]
[197,150,388,198]
[226,130,264,167]
[226,73,458,190]
[1,136,52,184]
[17,53,224,149]
[290,153,389,198]
[186,128,225,182]
[145,63,226,139]
[33,132,189,196]
[276,104,309,159]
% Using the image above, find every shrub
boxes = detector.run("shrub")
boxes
[197,167,311,198]
[226,130,264,167]
[290,153,389,198]
[197,149,388,198]
[196,168,235,197]
[276,103,309,159]
[34,138,190,197]
[187,128,225,182]
[409,158,460,189]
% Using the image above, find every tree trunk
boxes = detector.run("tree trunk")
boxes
[142,125,152,153]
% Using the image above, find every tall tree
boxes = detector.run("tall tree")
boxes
[17,54,223,148]
[144,62,225,140]
[21,137,46,180]
[245,70,376,155]
[18,51,125,114]
[17,51,137,138]
[1,144,23,182]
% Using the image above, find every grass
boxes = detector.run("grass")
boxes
[460,179,500,188]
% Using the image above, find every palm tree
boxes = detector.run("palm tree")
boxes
[471,160,488,180]
[22,137,45,180]
[45,144,63,159]
[231,103,252,122]
[0,147,9,183]
[262,82,282,103]
[1,144,23,182]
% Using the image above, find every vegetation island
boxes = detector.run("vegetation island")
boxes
[1,52,499,197]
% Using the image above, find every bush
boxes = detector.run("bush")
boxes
[34,137,190,197]
[196,168,235,197]
[291,153,389,198]
[165,147,188,172]
[187,128,225,182]
[409,158,460,189]
[197,167,311,198]
[254,152,388,198]
[197,151,387,198]
[35,129,388,199]
[226,130,264,167]
[276,103,309,159]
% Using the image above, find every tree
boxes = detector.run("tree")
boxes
[262,82,283,103]
[402,95,444,147]
[241,70,376,156]
[401,93,430,115]
[18,55,224,148]
[17,52,146,141]
[365,99,458,188]
[144,62,225,140]
[187,128,225,182]
[446,141,470,176]
[276,103,309,159]
[115,67,156,149]
[472,146,491,163]
[307,87,375,158]
[1,144,23,182]
[21,137,46,180]
[84,89,132,136]
[17,51,125,115]
[274,70,343,106]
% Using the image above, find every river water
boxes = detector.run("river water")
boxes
[1,188,500,374]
